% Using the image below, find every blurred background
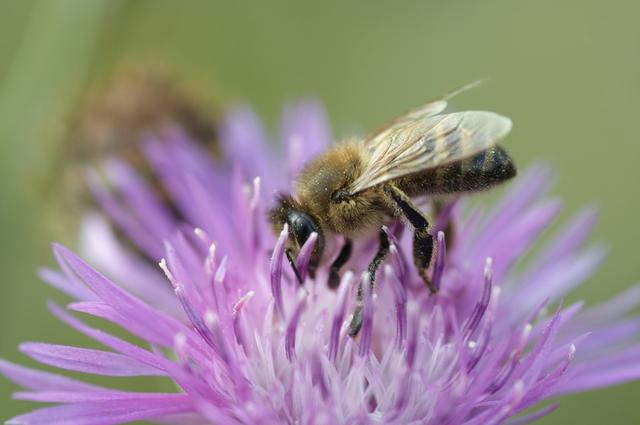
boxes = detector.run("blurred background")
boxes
[0,0,638,422]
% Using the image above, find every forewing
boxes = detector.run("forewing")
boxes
[348,111,512,194]
[360,80,486,157]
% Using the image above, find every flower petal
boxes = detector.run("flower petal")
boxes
[19,342,166,376]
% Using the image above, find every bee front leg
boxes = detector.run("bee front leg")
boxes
[385,185,437,294]
[328,238,352,289]
[349,230,389,337]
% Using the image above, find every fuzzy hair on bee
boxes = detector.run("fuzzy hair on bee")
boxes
[268,82,517,336]
[294,142,392,236]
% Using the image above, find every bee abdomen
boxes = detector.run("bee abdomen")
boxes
[398,145,516,196]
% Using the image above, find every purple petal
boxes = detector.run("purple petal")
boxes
[504,403,560,425]
[0,359,102,392]
[105,159,176,239]
[19,343,166,376]
[78,214,182,319]
[6,394,194,425]
[38,267,97,302]
[86,170,164,260]
[53,244,186,347]
[513,247,606,314]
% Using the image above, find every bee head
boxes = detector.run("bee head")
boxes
[268,194,325,278]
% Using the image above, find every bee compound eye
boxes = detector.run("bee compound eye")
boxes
[288,211,317,247]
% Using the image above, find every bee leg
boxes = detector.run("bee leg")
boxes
[349,230,389,337]
[386,185,437,294]
[328,238,352,289]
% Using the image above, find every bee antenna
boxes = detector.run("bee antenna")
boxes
[443,79,487,100]
[275,193,297,208]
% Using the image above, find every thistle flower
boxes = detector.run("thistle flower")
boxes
[3,102,640,425]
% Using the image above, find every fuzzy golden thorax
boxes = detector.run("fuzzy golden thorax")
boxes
[294,142,394,236]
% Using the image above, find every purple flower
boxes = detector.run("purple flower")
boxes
[3,101,640,425]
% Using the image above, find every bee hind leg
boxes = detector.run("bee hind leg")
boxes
[349,230,389,337]
[385,185,437,294]
[328,238,352,289]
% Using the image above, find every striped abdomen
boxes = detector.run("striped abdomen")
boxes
[396,145,516,196]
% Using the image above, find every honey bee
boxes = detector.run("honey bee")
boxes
[268,84,516,335]
[51,65,220,257]
[65,66,219,179]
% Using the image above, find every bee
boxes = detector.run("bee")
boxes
[268,84,516,335]
[51,66,220,258]
[65,66,219,179]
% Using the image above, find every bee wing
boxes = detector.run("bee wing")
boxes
[347,110,512,195]
[366,80,483,137]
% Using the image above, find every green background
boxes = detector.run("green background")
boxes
[1,0,638,423]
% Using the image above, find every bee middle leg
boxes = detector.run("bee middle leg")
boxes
[385,184,437,294]
[349,230,389,337]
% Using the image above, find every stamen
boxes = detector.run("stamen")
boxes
[526,344,576,401]
[285,293,307,362]
[158,258,178,288]
[295,232,318,283]
[489,355,518,395]
[555,343,576,376]
[211,256,230,327]
[405,313,420,369]
[310,350,330,400]
[249,176,261,210]
[466,318,492,373]
[175,284,216,350]
[489,323,532,394]
[206,310,249,400]
[385,265,407,349]
[388,245,407,287]
[204,311,229,364]
[214,256,227,284]
[431,231,447,292]
[516,303,563,381]
[249,177,262,252]
[173,332,191,370]
[488,380,525,425]
[463,257,493,341]
[193,227,212,247]
[204,243,217,276]
[329,271,353,362]
[270,225,288,319]
[232,291,255,355]
[232,291,255,317]
[383,226,408,287]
